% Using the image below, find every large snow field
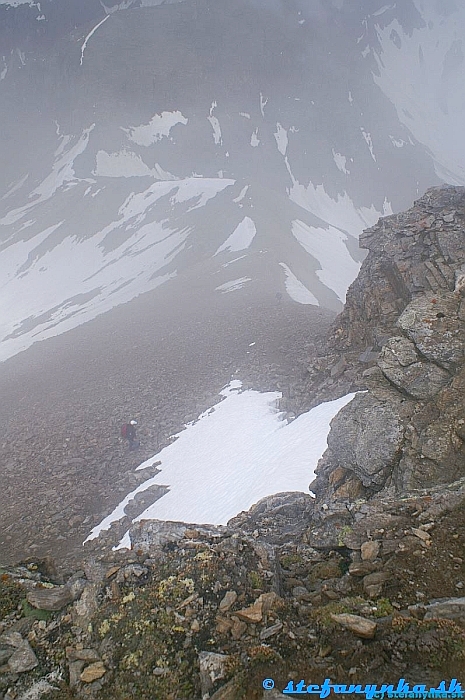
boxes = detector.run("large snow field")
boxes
[85,381,356,548]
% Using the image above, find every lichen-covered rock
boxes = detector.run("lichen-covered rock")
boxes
[397,293,464,370]
[378,336,450,399]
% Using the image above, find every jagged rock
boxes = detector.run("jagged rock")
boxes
[330,613,377,639]
[27,585,73,611]
[235,599,263,624]
[0,631,23,648]
[80,661,106,683]
[260,622,283,640]
[0,648,14,666]
[423,597,465,626]
[73,583,101,627]
[397,293,464,370]
[315,393,405,489]
[69,660,85,688]
[378,336,450,399]
[199,652,229,697]
[363,571,390,597]
[130,519,229,553]
[210,678,241,700]
[66,647,100,662]
[7,640,38,673]
[219,591,237,613]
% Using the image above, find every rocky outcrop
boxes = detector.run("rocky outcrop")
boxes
[311,186,465,505]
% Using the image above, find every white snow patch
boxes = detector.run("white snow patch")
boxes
[208,101,222,145]
[1,173,29,201]
[279,263,319,306]
[80,15,109,66]
[251,129,260,147]
[332,149,350,174]
[126,111,188,146]
[94,150,175,179]
[292,219,361,304]
[214,217,256,256]
[85,383,357,540]
[0,57,7,81]
[221,254,247,268]
[215,277,251,293]
[233,185,249,203]
[361,128,376,162]
[259,92,268,117]
[240,112,251,119]
[288,177,391,238]
[274,123,288,156]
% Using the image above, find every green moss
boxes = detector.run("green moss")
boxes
[0,576,24,619]
[280,554,303,569]
[372,597,394,618]
[337,525,353,547]
[248,571,264,590]
[21,599,53,621]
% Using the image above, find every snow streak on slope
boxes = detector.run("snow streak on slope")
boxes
[279,263,319,306]
[292,220,361,304]
[0,127,95,226]
[80,15,110,66]
[215,277,251,293]
[289,178,392,238]
[372,1,465,184]
[214,217,256,255]
[0,177,235,362]
[125,111,188,146]
[85,383,357,541]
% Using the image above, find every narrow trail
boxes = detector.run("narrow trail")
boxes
[0,274,334,570]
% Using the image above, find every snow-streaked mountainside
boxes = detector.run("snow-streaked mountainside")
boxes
[0,0,464,362]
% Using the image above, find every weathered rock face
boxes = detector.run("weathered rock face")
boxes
[311,186,465,504]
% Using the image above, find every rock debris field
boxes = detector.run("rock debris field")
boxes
[0,272,334,570]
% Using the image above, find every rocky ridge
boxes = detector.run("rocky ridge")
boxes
[1,186,465,698]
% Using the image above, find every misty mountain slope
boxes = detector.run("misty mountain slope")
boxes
[0,0,463,362]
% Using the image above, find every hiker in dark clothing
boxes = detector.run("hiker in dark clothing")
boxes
[123,420,139,450]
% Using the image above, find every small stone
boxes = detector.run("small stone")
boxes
[0,631,23,648]
[349,561,377,577]
[235,599,263,624]
[330,613,377,639]
[66,647,101,663]
[219,590,237,613]
[361,541,380,561]
[105,566,121,579]
[191,619,200,633]
[259,622,283,640]
[8,640,38,673]
[153,667,168,676]
[456,582,464,590]
[216,615,233,634]
[69,660,85,688]
[411,528,431,542]
[80,661,106,683]
[230,617,247,640]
